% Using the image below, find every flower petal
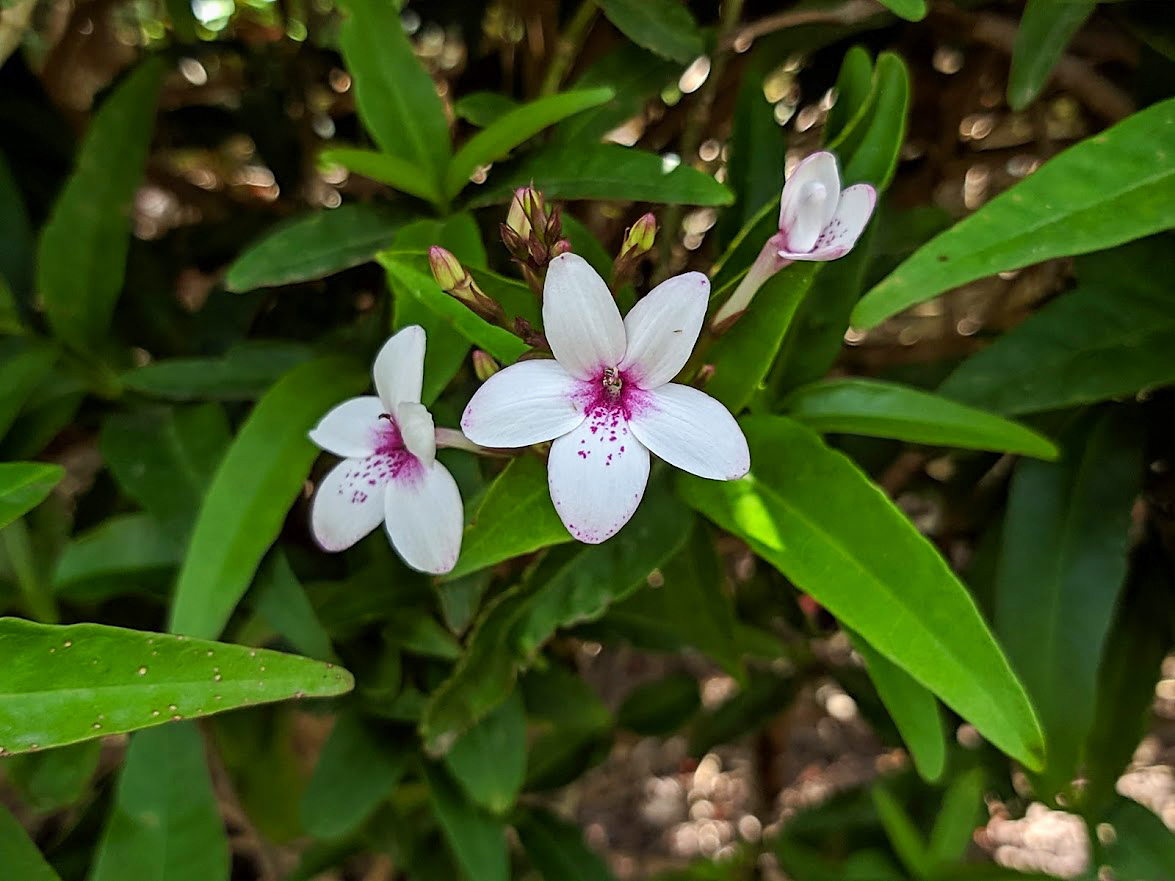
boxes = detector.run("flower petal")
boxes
[396,401,436,467]
[628,383,749,480]
[308,396,385,458]
[383,460,464,574]
[374,325,426,411]
[310,457,389,551]
[778,152,841,253]
[461,359,587,447]
[803,183,877,260]
[547,410,650,544]
[543,252,626,380]
[618,271,709,389]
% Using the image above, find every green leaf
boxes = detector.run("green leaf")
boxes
[301,711,406,840]
[0,618,353,754]
[3,739,101,811]
[1007,0,1097,110]
[875,0,926,22]
[380,256,529,365]
[593,0,703,63]
[995,411,1142,793]
[0,802,61,881]
[53,512,181,592]
[841,52,910,192]
[224,203,405,292]
[89,723,229,881]
[0,152,33,301]
[706,264,822,413]
[783,378,1059,459]
[120,342,313,402]
[37,58,165,351]
[516,808,617,881]
[0,341,56,442]
[443,690,527,814]
[454,92,519,127]
[847,628,945,783]
[445,456,572,581]
[168,357,368,640]
[679,416,1044,770]
[852,97,1175,329]
[0,276,21,336]
[336,0,450,185]
[929,768,985,867]
[0,463,64,532]
[1094,797,1175,880]
[825,47,875,148]
[100,403,231,543]
[468,143,732,208]
[718,60,787,243]
[423,762,509,881]
[384,609,462,660]
[317,148,442,205]
[616,672,699,736]
[938,238,1175,416]
[252,551,337,662]
[872,784,932,880]
[444,88,614,198]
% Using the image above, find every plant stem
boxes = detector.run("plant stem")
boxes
[539,0,598,96]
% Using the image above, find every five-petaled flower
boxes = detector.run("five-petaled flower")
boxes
[308,326,463,574]
[713,151,877,327]
[461,253,750,544]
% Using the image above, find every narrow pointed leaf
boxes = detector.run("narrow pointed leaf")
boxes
[317,148,442,205]
[783,378,1058,458]
[0,803,60,881]
[852,97,1175,329]
[423,762,509,881]
[444,88,614,198]
[169,357,368,640]
[120,343,313,402]
[0,462,64,532]
[443,690,527,814]
[516,808,617,881]
[872,785,933,880]
[37,58,165,351]
[0,341,55,440]
[929,767,986,866]
[0,618,353,754]
[224,203,406,292]
[89,723,229,881]
[1008,0,1097,110]
[679,416,1044,770]
[593,0,703,63]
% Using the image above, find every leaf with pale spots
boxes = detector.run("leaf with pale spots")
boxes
[0,618,353,755]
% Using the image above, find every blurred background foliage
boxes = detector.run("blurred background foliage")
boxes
[1,0,1174,879]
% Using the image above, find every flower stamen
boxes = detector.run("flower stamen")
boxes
[602,367,623,401]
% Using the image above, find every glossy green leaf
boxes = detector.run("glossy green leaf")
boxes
[120,342,313,402]
[168,357,367,640]
[0,618,352,754]
[454,91,518,127]
[3,739,101,811]
[995,411,1142,792]
[679,416,1044,770]
[37,58,165,351]
[100,403,231,543]
[444,690,527,814]
[783,378,1058,458]
[445,456,571,580]
[516,808,617,881]
[301,711,406,839]
[444,88,614,198]
[853,97,1175,329]
[848,628,945,783]
[841,52,910,192]
[317,148,442,205]
[89,723,229,881]
[224,203,405,292]
[0,462,64,532]
[706,264,821,413]
[593,0,703,63]
[0,802,61,881]
[380,256,528,365]
[53,512,181,591]
[252,551,336,662]
[1008,0,1097,110]
[872,784,932,880]
[0,341,56,442]
[616,672,699,736]
[468,143,732,208]
[938,238,1175,416]
[876,0,926,22]
[929,767,985,867]
[336,0,450,184]
[424,762,509,881]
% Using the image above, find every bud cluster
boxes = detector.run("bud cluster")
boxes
[500,187,571,292]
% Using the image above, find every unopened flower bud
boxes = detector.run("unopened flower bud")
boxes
[429,246,467,293]
[691,364,715,389]
[506,189,534,240]
[550,239,572,258]
[472,350,499,381]
[622,213,657,258]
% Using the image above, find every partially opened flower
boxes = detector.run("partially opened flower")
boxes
[308,326,463,574]
[713,151,877,327]
[462,253,749,544]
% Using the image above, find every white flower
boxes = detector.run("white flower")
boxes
[461,253,749,545]
[713,151,877,326]
[308,326,463,574]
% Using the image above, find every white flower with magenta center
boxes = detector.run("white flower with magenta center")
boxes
[308,326,463,574]
[462,253,749,544]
